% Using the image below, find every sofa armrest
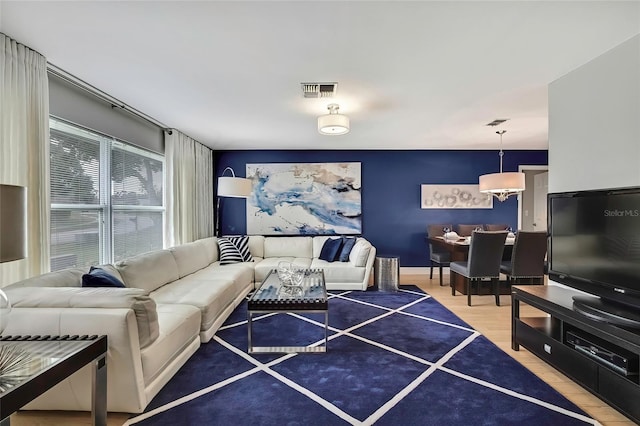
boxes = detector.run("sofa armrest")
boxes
[3,307,148,413]
[4,287,159,349]
[361,242,377,287]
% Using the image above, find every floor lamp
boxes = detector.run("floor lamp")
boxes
[216,167,251,237]
[0,184,27,333]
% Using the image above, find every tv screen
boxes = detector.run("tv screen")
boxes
[549,187,640,305]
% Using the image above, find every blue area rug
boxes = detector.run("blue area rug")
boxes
[126,286,596,425]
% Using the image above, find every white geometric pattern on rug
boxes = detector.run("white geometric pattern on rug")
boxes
[125,288,597,426]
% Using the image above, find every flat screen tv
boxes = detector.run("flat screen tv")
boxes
[548,187,640,328]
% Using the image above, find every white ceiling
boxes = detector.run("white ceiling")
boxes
[1,1,639,151]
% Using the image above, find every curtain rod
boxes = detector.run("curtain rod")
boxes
[47,63,173,135]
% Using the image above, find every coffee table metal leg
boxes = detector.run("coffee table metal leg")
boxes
[324,311,328,350]
[92,355,107,426]
[247,311,253,353]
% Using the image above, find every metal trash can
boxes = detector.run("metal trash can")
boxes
[374,256,399,291]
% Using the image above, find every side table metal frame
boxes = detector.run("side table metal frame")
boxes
[0,335,107,426]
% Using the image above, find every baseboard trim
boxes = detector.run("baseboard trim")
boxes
[400,266,449,275]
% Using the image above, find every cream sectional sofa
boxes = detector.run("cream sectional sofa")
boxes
[247,235,376,291]
[2,235,375,414]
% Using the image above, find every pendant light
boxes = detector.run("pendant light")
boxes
[479,130,525,202]
[318,104,350,135]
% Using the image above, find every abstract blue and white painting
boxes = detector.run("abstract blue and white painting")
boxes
[246,162,361,235]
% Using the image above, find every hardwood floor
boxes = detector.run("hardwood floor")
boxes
[11,271,636,425]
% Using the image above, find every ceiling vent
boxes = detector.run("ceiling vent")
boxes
[486,119,509,127]
[301,82,338,98]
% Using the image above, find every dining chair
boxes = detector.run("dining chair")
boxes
[450,231,507,306]
[456,224,485,237]
[485,224,512,260]
[427,224,453,286]
[500,231,548,290]
[485,224,509,231]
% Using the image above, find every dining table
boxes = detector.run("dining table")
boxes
[427,235,514,296]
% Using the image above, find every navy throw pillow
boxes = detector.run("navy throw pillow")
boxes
[82,267,125,288]
[319,238,343,262]
[338,237,357,262]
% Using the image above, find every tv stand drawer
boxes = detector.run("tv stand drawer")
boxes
[516,320,598,389]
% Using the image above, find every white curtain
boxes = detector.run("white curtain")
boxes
[164,130,214,247]
[0,33,50,285]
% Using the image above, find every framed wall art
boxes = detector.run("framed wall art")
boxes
[421,184,493,209]
[246,162,362,235]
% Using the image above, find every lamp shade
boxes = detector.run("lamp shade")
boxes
[0,184,27,263]
[318,103,350,135]
[479,172,526,193]
[218,176,252,198]
[318,113,350,135]
[479,172,526,202]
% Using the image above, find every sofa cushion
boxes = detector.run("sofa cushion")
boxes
[338,237,357,262]
[319,237,343,262]
[248,235,265,258]
[349,239,372,267]
[310,259,367,283]
[196,237,219,264]
[185,262,255,293]
[116,250,180,293]
[254,257,312,284]
[140,303,201,384]
[264,236,312,258]
[170,240,211,278]
[6,268,85,289]
[5,286,159,348]
[82,266,125,288]
[152,275,243,333]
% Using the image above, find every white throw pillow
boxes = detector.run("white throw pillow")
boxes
[349,239,372,267]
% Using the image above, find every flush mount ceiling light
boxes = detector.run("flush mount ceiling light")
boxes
[479,129,526,202]
[318,103,350,135]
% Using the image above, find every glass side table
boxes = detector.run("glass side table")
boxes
[0,335,107,426]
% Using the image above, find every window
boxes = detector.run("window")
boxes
[50,117,164,271]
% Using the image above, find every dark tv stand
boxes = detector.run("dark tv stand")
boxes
[572,295,640,329]
[512,285,640,423]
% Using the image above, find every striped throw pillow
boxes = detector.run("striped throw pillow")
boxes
[218,236,253,265]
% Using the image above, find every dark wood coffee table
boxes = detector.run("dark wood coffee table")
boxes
[247,269,328,354]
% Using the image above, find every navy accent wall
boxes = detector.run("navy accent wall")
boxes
[215,150,547,267]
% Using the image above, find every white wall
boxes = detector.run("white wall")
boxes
[548,35,640,193]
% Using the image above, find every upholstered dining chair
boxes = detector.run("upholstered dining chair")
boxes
[485,224,509,231]
[484,224,512,260]
[456,224,485,237]
[450,231,508,306]
[427,223,453,286]
[500,231,548,290]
